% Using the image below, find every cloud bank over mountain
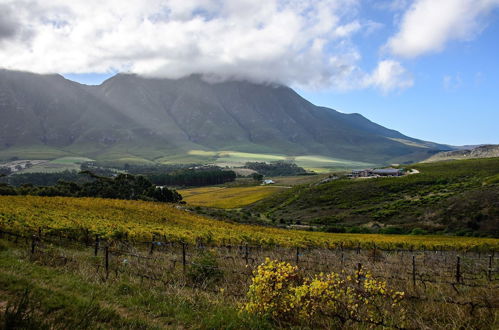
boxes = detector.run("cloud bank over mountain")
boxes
[0,0,497,92]
[0,0,413,92]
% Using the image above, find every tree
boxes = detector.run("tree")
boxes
[251,173,263,181]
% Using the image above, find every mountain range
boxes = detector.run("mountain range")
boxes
[423,144,499,163]
[0,69,451,166]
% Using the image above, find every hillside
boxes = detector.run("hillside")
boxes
[423,144,499,162]
[247,158,499,236]
[0,69,450,165]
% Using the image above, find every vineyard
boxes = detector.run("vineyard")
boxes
[1,195,498,328]
[1,196,498,251]
[178,185,287,209]
[0,222,498,329]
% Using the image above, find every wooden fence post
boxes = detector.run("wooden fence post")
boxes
[182,243,187,272]
[94,235,99,256]
[295,246,299,264]
[412,255,416,287]
[31,235,36,255]
[244,244,249,265]
[149,236,155,256]
[105,246,109,280]
[488,255,493,282]
[455,256,461,283]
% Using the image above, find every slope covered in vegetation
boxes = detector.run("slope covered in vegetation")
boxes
[248,158,499,236]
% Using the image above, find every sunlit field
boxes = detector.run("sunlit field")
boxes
[178,185,288,209]
[1,196,497,250]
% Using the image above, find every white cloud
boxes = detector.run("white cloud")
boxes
[0,0,377,89]
[364,60,414,92]
[386,0,499,58]
[0,0,410,92]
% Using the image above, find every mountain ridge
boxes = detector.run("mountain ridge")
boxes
[0,69,450,165]
[423,144,499,163]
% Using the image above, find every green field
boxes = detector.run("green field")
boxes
[18,157,94,173]
[0,145,69,160]
[1,145,380,172]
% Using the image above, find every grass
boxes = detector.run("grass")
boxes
[0,146,70,161]
[0,235,497,329]
[264,175,329,186]
[211,151,375,171]
[293,155,374,171]
[1,145,381,172]
[18,157,94,174]
[157,149,377,172]
[178,186,289,209]
[0,241,269,329]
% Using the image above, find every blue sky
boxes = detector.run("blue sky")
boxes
[2,0,497,146]
[296,1,499,146]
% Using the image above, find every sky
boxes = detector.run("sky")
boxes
[0,0,498,146]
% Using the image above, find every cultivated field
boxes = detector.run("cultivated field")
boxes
[178,186,289,209]
[1,196,498,250]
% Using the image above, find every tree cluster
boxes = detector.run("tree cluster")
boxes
[244,161,308,177]
[0,170,93,187]
[148,169,236,187]
[0,172,182,203]
[120,163,195,175]
[0,167,11,176]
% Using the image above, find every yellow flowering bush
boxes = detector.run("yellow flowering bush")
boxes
[242,259,301,321]
[242,258,405,327]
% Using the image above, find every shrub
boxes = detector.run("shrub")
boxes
[410,228,427,235]
[323,226,346,233]
[346,226,371,234]
[2,289,47,329]
[187,250,223,285]
[380,227,405,235]
[242,258,405,327]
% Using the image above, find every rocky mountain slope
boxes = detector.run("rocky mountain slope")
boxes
[0,69,450,164]
[423,145,499,162]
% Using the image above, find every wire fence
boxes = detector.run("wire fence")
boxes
[1,227,498,288]
[2,226,499,329]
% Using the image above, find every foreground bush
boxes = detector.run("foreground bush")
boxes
[242,258,405,328]
[187,250,223,286]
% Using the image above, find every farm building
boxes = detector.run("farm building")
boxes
[372,168,403,176]
[262,179,275,185]
[350,169,373,178]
